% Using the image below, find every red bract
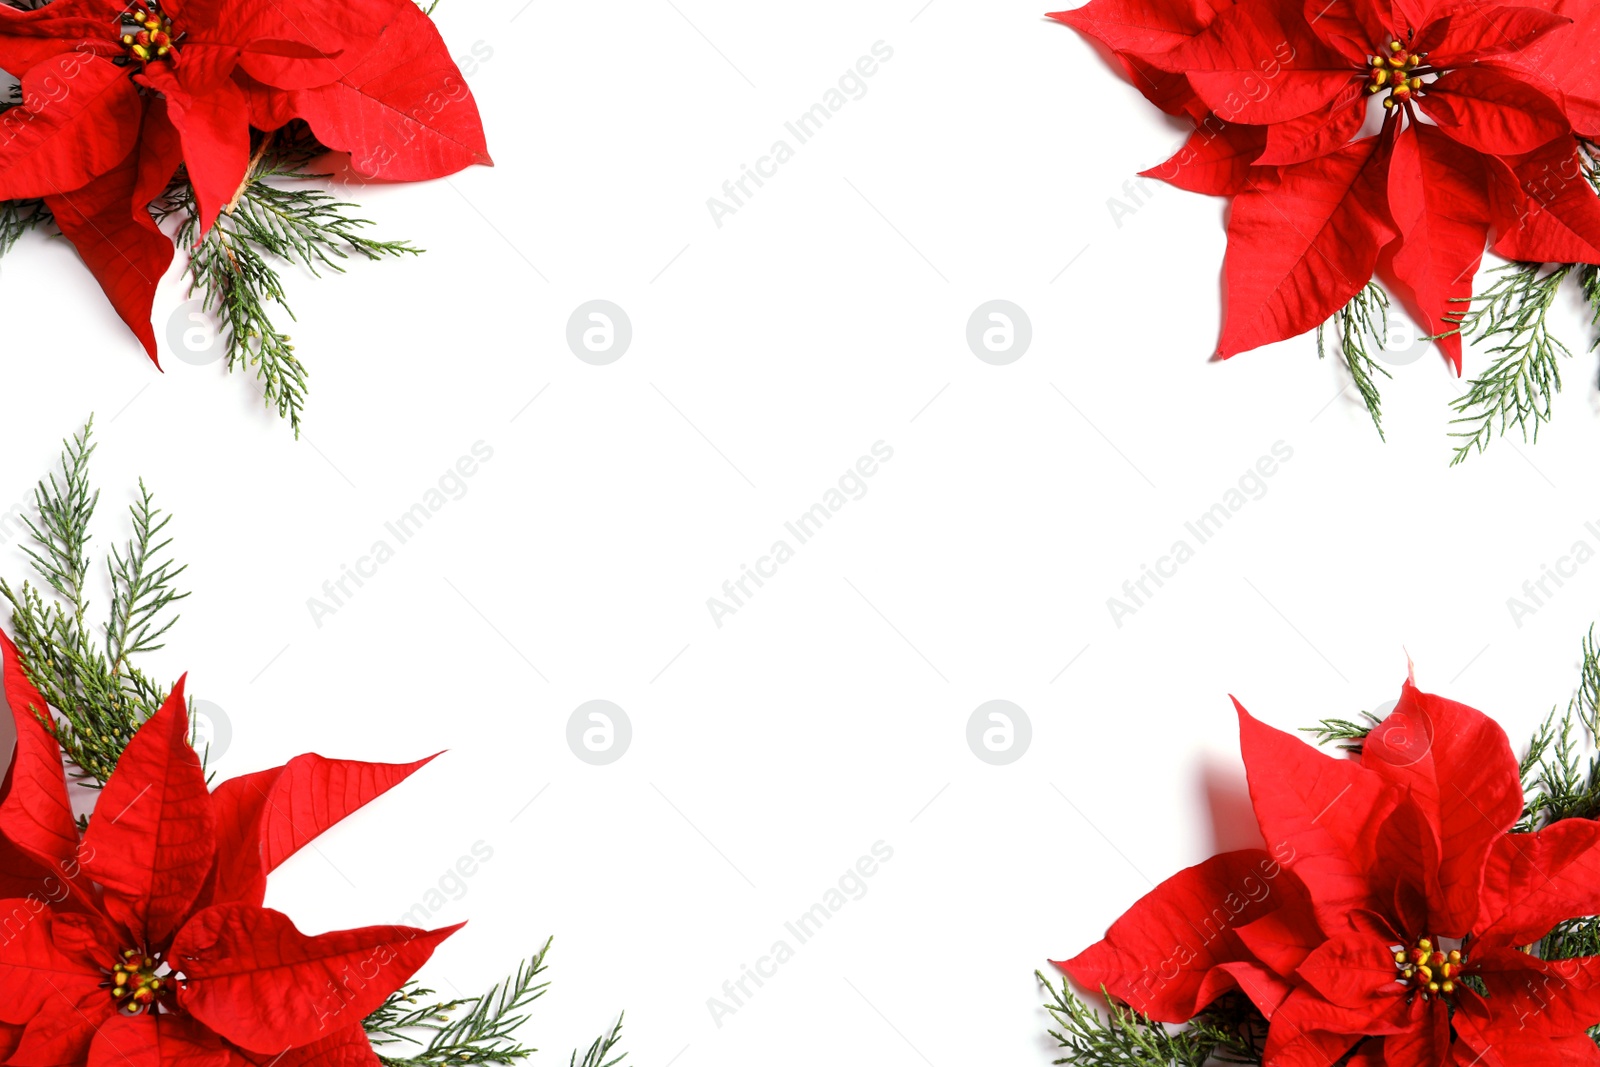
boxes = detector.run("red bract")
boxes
[1050,0,1600,369]
[0,0,489,359]
[1055,678,1600,1066]
[0,632,458,1067]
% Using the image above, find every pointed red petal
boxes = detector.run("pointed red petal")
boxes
[10,984,114,1067]
[1420,66,1571,155]
[1477,818,1600,948]
[235,0,394,90]
[1360,682,1521,937]
[233,1024,380,1067]
[1210,960,1295,1017]
[0,53,142,201]
[0,632,78,874]
[1492,138,1600,263]
[1303,0,1392,57]
[1384,124,1491,373]
[1296,932,1406,1011]
[281,1,490,179]
[258,752,439,872]
[1381,1000,1451,1067]
[172,903,461,1053]
[209,753,437,907]
[1234,698,1395,928]
[88,1013,229,1067]
[1142,121,1269,195]
[206,766,281,907]
[1145,0,1352,123]
[43,108,178,365]
[135,96,185,207]
[1235,897,1324,978]
[0,910,107,1063]
[1471,948,1600,1037]
[1052,849,1291,1022]
[155,73,251,238]
[1500,0,1600,135]
[1047,0,1212,58]
[0,0,112,79]
[1217,136,1393,358]
[1259,988,1366,1067]
[82,678,215,947]
[1420,5,1571,66]
[1255,81,1365,167]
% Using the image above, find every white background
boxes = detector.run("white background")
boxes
[5,0,1600,1064]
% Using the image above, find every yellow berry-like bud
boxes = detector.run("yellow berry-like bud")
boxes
[1429,981,1440,992]
[1374,69,1389,85]
[1449,950,1461,962]
[1418,965,1433,981]
[1442,981,1455,993]
[1390,39,1403,49]
[1410,77,1423,90]
[1394,951,1406,963]
[1383,97,1396,108]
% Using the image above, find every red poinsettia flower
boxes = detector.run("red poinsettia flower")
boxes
[1050,0,1600,369]
[1056,677,1600,1065]
[0,632,459,1066]
[0,0,489,359]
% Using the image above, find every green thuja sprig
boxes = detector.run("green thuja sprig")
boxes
[1318,283,1393,440]
[0,198,49,258]
[165,127,421,436]
[1038,974,1261,1067]
[1300,709,1379,753]
[367,941,626,1067]
[0,417,189,785]
[1445,263,1574,464]
[1518,626,1600,832]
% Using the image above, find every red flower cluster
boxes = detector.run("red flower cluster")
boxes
[0,633,458,1067]
[1056,680,1600,1066]
[0,0,490,359]
[1051,0,1600,367]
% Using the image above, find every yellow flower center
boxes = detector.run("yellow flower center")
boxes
[117,2,179,67]
[1366,40,1432,110]
[106,949,167,1014]
[1392,936,1464,1000]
